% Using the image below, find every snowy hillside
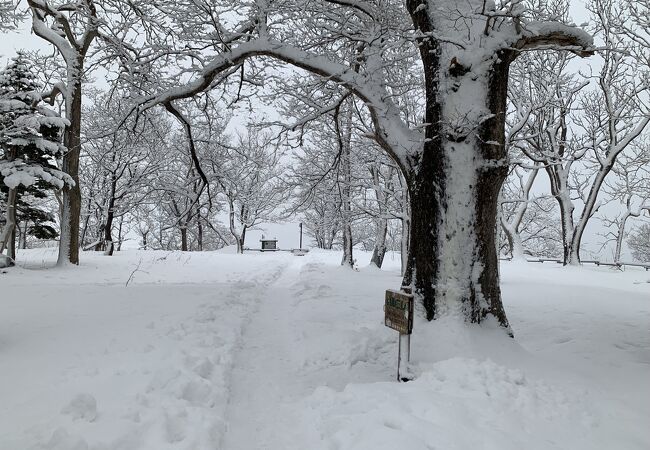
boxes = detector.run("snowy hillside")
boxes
[1,249,649,450]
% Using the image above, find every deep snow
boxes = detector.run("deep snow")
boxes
[1,248,648,449]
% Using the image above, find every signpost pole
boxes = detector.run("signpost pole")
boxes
[398,333,410,381]
[299,222,303,249]
[385,286,414,382]
[398,286,412,382]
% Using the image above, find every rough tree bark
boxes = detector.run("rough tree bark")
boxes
[116,216,124,251]
[369,166,389,268]
[180,226,188,251]
[398,176,410,276]
[338,102,354,267]
[228,197,247,254]
[197,214,203,251]
[400,0,592,324]
[370,218,388,268]
[103,175,117,256]
[0,188,17,256]
[57,76,83,264]
[8,226,16,259]
[397,3,512,324]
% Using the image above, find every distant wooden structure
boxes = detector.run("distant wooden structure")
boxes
[260,237,278,252]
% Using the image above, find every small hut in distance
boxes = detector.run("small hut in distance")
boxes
[260,236,278,252]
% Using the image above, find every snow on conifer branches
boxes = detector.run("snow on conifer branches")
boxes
[0,53,72,191]
[0,52,73,256]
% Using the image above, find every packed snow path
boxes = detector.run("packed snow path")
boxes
[220,257,318,449]
[1,248,649,449]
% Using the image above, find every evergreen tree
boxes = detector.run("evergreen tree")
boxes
[0,52,72,258]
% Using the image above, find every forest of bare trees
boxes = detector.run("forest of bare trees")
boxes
[2,0,649,324]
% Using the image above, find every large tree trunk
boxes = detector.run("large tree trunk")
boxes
[57,78,83,266]
[369,166,389,268]
[614,214,628,264]
[103,177,117,256]
[228,198,246,254]
[104,209,114,256]
[116,216,124,251]
[239,227,246,253]
[370,217,388,268]
[400,216,410,276]
[197,215,203,251]
[0,188,17,256]
[180,225,188,251]
[403,143,509,326]
[234,227,246,254]
[21,221,28,249]
[555,191,577,265]
[399,187,410,276]
[339,104,354,268]
[340,219,353,266]
[500,218,525,260]
[80,213,90,248]
[402,4,511,328]
[9,226,16,260]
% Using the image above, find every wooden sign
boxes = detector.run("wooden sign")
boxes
[384,289,413,335]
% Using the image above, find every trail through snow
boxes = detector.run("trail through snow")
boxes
[220,258,321,449]
[221,253,405,450]
[1,248,648,450]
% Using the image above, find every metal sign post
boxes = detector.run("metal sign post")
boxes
[384,287,414,382]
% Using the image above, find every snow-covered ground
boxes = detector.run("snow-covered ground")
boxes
[1,248,648,450]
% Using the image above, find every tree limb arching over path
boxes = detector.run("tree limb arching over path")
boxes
[141,0,594,332]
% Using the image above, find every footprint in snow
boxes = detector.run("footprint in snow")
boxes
[61,393,97,422]
[42,428,89,450]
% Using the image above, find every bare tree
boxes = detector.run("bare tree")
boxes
[26,0,100,265]
[509,44,589,265]
[80,91,170,255]
[217,128,287,253]
[156,135,205,252]
[562,0,650,264]
[510,0,649,265]
[600,140,650,262]
[138,0,594,328]
[499,164,540,259]
[0,1,24,31]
